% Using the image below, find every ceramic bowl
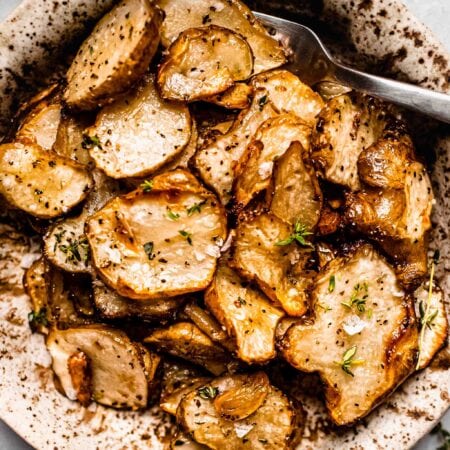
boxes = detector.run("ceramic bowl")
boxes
[0,1,449,448]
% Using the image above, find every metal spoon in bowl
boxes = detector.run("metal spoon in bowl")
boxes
[255,12,450,124]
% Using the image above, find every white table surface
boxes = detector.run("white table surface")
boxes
[0,0,449,448]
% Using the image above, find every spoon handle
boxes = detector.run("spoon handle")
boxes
[334,64,450,124]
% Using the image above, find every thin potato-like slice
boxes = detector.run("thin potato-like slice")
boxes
[44,170,120,273]
[232,213,313,316]
[251,70,324,127]
[0,142,92,219]
[268,141,322,229]
[144,322,232,375]
[64,0,162,110]
[311,92,389,191]
[205,262,284,364]
[158,26,253,102]
[177,372,297,450]
[280,243,418,425]
[193,90,277,205]
[23,259,51,334]
[86,170,227,299]
[47,325,160,409]
[415,283,448,370]
[86,75,191,178]
[16,101,61,151]
[194,70,323,204]
[158,0,286,74]
[92,277,181,321]
[233,114,311,210]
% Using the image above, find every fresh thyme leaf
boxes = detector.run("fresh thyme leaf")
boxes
[28,308,48,331]
[140,179,154,193]
[143,241,155,260]
[328,275,336,293]
[237,296,247,305]
[341,282,369,314]
[317,303,332,312]
[53,229,66,251]
[275,236,295,246]
[186,200,207,216]
[81,133,102,149]
[258,94,268,111]
[275,221,313,248]
[59,237,90,264]
[417,255,439,369]
[167,208,180,221]
[179,230,193,245]
[337,345,364,377]
[197,385,218,400]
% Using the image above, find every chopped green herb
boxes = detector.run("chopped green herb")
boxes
[328,275,336,293]
[237,296,247,305]
[167,208,180,221]
[186,200,207,216]
[275,221,313,248]
[34,189,43,195]
[336,345,365,377]
[140,179,154,193]
[53,229,66,251]
[143,241,155,260]
[28,308,48,331]
[341,282,369,313]
[89,45,94,55]
[317,303,332,312]
[417,252,440,369]
[81,134,102,149]
[197,385,218,400]
[179,230,193,245]
[59,237,89,264]
[258,94,268,110]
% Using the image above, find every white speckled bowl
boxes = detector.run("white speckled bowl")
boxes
[0,1,449,449]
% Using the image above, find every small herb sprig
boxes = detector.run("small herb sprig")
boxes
[186,200,207,216]
[179,230,193,245]
[59,238,90,264]
[416,250,440,370]
[143,241,155,260]
[328,275,336,293]
[81,134,102,149]
[140,179,154,193]
[197,385,218,400]
[167,208,180,221]
[336,345,365,377]
[341,282,369,313]
[28,308,48,331]
[275,221,313,248]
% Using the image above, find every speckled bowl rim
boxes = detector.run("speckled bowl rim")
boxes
[0,1,449,449]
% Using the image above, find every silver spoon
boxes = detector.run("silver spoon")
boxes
[254,12,450,124]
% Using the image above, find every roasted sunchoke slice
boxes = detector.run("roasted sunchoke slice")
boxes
[281,243,418,425]
[64,0,162,110]
[0,142,92,219]
[158,26,253,102]
[86,170,226,299]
